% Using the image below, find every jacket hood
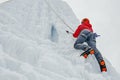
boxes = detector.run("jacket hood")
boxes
[81,18,92,28]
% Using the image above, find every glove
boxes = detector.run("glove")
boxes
[94,33,100,37]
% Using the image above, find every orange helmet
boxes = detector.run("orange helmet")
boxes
[81,18,90,24]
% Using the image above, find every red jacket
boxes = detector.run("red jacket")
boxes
[73,21,93,38]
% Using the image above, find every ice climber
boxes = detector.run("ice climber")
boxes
[72,18,107,72]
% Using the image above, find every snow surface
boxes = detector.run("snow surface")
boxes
[0,0,9,3]
[0,0,120,80]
